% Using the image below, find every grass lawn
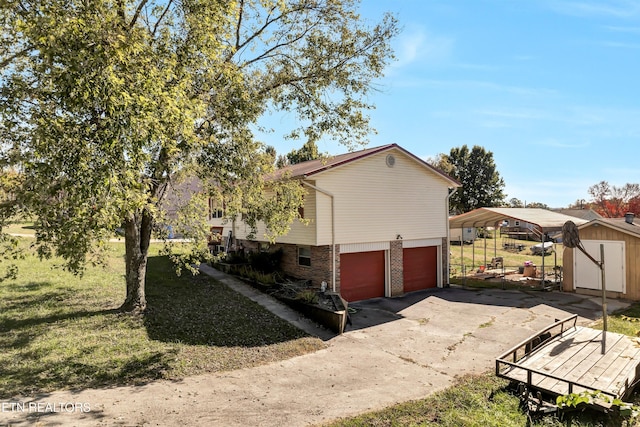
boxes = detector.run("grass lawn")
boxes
[451,237,564,271]
[2,221,36,236]
[450,237,564,288]
[325,373,631,427]
[0,240,325,398]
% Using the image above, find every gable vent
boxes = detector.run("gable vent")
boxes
[386,154,395,167]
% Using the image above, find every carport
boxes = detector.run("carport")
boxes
[449,208,588,281]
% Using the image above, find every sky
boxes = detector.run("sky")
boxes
[256,0,640,209]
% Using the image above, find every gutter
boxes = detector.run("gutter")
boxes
[301,179,336,293]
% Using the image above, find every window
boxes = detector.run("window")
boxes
[298,246,311,266]
[208,198,225,220]
[514,220,520,227]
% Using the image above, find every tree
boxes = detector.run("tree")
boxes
[433,145,505,214]
[588,181,640,218]
[508,198,524,208]
[568,199,590,210]
[0,0,398,312]
[286,141,324,165]
[526,202,549,209]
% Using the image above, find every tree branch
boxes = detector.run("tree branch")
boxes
[129,0,149,30]
[235,0,245,52]
[152,0,173,36]
[0,46,32,70]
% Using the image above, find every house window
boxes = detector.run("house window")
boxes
[208,198,225,220]
[514,221,520,227]
[298,246,311,266]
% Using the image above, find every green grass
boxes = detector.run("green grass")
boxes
[2,221,36,236]
[325,373,631,427]
[591,302,640,337]
[0,241,324,398]
[450,237,564,274]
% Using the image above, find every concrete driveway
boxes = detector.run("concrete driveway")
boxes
[1,273,629,427]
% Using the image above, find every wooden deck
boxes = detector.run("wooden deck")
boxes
[496,315,640,401]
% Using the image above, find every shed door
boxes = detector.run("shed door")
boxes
[340,251,385,301]
[574,240,625,293]
[403,246,438,292]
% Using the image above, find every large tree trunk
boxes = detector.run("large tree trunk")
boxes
[120,209,153,313]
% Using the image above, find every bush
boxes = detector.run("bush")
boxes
[296,289,319,305]
[248,249,283,273]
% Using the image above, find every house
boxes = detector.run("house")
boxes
[228,144,460,302]
[449,226,477,244]
[562,213,640,301]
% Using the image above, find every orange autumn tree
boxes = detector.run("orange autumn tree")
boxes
[588,181,640,218]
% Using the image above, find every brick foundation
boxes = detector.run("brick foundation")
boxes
[237,238,444,297]
[237,240,334,288]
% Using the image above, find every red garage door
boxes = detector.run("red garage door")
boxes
[403,246,438,292]
[340,251,385,302]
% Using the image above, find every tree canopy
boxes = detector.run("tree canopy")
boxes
[276,141,325,168]
[431,145,505,214]
[0,0,398,311]
[588,181,640,218]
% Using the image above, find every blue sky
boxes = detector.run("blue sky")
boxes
[257,0,640,209]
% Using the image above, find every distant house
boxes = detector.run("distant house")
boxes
[230,144,460,302]
[553,209,602,222]
[449,226,476,244]
[563,213,640,301]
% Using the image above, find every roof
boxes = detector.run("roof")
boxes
[579,217,640,238]
[449,207,589,230]
[553,209,602,221]
[271,143,460,186]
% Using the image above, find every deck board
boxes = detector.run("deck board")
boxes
[498,326,640,400]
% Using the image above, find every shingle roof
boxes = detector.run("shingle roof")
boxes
[580,217,640,238]
[271,143,460,186]
[554,209,602,221]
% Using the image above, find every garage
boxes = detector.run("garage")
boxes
[340,250,386,302]
[403,246,438,292]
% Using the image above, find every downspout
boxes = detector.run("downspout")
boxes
[301,180,336,293]
[445,187,457,287]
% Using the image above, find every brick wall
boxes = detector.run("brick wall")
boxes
[389,240,404,297]
[261,243,334,288]
[441,237,449,287]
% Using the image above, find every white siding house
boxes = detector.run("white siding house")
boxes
[233,144,460,302]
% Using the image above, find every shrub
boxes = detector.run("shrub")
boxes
[296,289,319,305]
[248,249,283,273]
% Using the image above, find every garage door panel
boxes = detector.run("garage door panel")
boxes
[403,246,437,292]
[340,251,385,302]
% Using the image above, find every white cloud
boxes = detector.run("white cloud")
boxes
[597,41,640,48]
[392,26,454,69]
[603,25,640,33]
[549,1,640,18]
[394,78,558,96]
[536,139,590,149]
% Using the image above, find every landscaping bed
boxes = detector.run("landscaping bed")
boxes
[212,257,349,334]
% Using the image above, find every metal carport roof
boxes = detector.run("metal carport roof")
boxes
[449,207,588,231]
